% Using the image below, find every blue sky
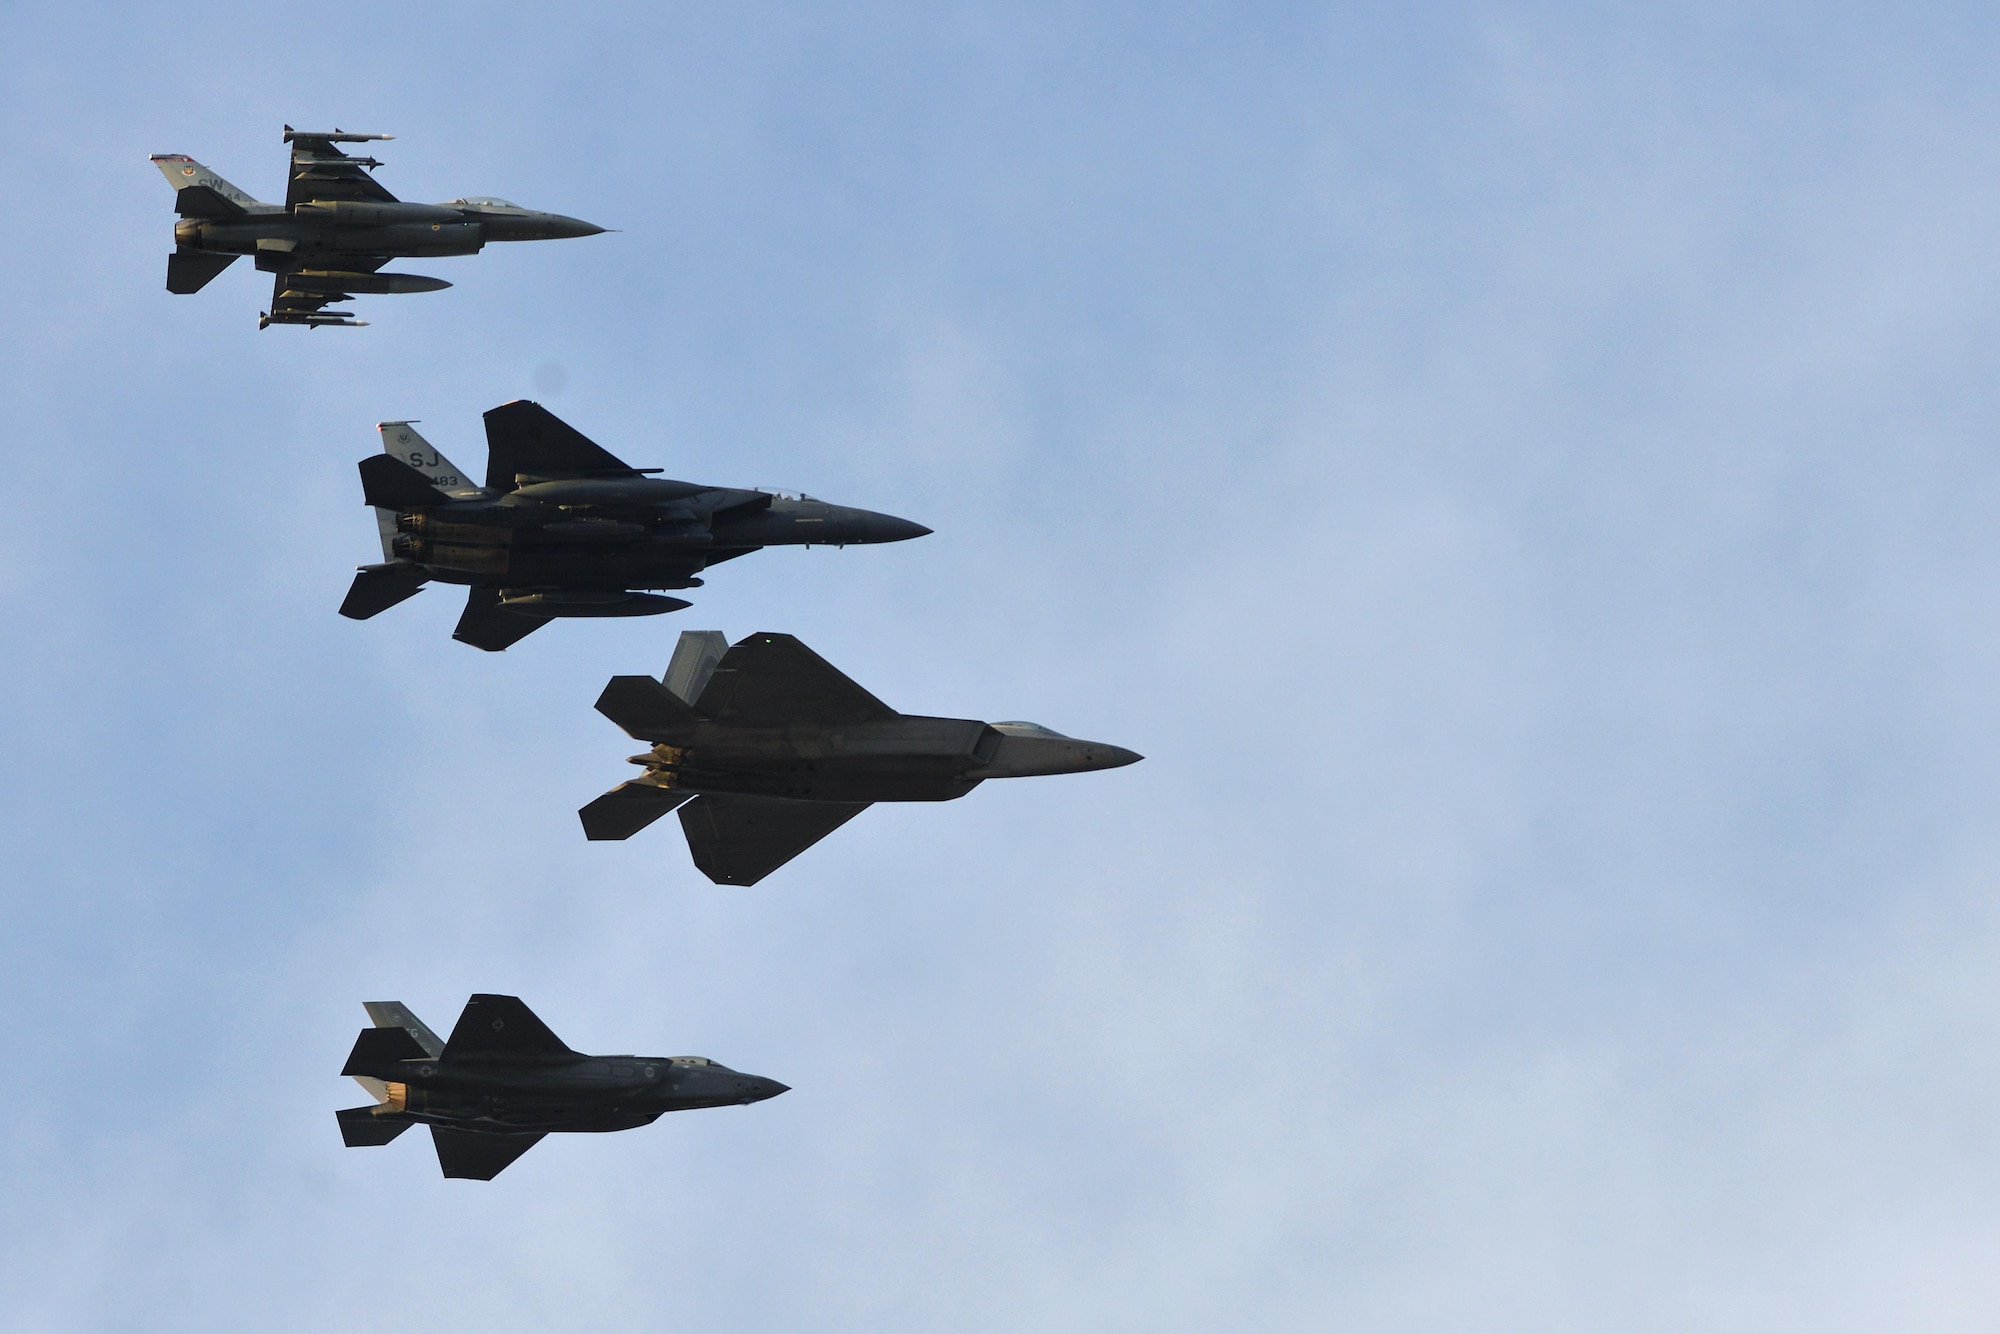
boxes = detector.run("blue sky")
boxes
[8,2,2000,1328]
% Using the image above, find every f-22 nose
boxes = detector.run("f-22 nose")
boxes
[740,1076,790,1104]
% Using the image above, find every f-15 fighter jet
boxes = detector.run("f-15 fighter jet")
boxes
[583,630,1144,885]
[150,127,604,328]
[338,995,788,1180]
[342,400,930,650]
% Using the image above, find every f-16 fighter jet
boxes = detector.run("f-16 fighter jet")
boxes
[338,995,788,1180]
[583,630,1144,885]
[150,127,604,328]
[342,400,931,650]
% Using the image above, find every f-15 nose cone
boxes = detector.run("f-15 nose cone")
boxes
[866,513,932,543]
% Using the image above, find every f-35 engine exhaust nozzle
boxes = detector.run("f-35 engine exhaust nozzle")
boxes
[284,270,452,296]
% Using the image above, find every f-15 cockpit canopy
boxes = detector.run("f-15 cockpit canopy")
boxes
[450,196,520,208]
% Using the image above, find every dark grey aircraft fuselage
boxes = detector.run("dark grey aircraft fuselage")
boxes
[383,488,927,594]
[339,995,786,1177]
[359,1052,785,1135]
[583,631,1143,884]
[172,200,601,267]
[614,714,1134,804]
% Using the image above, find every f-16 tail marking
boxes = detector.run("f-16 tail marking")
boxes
[148,154,268,214]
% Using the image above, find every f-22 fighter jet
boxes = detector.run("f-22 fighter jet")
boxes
[343,400,931,650]
[338,995,788,1180]
[583,630,1143,884]
[150,127,604,328]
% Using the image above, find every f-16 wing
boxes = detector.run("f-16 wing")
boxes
[264,256,390,329]
[283,126,396,207]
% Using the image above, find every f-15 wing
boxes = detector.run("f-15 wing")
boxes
[482,400,644,488]
[283,126,397,207]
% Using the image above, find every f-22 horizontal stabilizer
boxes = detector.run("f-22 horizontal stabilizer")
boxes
[580,781,692,841]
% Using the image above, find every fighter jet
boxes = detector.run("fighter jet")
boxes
[150,127,604,328]
[337,994,788,1180]
[342,400,931,650]
[582,629,1144,884]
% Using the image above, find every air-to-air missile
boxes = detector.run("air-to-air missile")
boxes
[149,127,605,328]
[582,629,1144,885]
[338,995,788,1180]
[342,400,931,650]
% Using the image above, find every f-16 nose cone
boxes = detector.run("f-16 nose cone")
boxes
[546,213,607,239]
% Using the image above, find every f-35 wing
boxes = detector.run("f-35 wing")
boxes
[283,126,397,206]
[441,994,580,1062]
[678,794,873,885]
[693,633,899,728]
[431,1128,544,1180]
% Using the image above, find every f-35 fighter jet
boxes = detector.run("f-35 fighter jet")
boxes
[150,127,604,328]
[583,630,1143,884]
[338,994,788,1180]
[343,400,931,650]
